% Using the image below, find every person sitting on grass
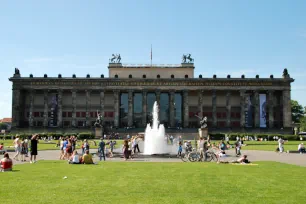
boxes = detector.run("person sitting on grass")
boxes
[69,150,80,164]
[82,150,94,164]
[0,153,13,172]
[298,143,305,154]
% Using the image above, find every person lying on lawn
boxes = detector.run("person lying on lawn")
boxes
[218,155,251,164]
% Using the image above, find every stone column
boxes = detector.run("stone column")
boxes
[169,90,175,127]
[183,90,189,128]
[240,90,246,128]
[71,90,77,127]
[142,90,147,127]
[85,90,91,127]
[226,91,231,128]
[29,90,35,127]
[128,90,134,127]
[12,89,21,128]
[57,90,63,127]
[114,90,120,127]
[43,90,48,127]
[100,91,105,123]
[268,90,274,128]
[282,89,292,128]
[212,90,217,127]
[197,90,203,126]
[254,91,260,128]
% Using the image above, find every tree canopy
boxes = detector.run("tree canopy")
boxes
[291,100,305,123]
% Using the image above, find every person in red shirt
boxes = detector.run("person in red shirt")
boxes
[0,143,3,150]
[0,153,13,172]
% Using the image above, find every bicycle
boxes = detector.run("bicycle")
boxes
[205,150,218,162]
[187,148,203,162]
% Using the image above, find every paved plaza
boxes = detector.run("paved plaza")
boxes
[6,141,306,167]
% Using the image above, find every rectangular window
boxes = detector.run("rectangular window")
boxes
[63,121,70,127]
[68,112,72,117]
[90,112,94,118]
[76,112,81,117]
[82,112,86,117]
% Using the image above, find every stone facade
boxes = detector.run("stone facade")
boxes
[9,63,294,132]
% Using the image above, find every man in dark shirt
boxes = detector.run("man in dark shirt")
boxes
[98,138,106,161]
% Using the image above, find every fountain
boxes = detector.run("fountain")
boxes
[144,101,169,155]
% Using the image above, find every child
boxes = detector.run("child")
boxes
[178,142,183,157]
[20,139,27,162]
[109,140,114,158]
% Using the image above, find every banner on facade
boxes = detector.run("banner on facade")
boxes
[245,94,254,127]
[49,94,58,127]
[259,94,267,128]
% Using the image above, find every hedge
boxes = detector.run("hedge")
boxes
[77,132,94,140]
[207,133,301,141]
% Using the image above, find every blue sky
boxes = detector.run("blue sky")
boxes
[0,0,305,118]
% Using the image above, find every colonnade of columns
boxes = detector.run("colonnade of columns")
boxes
[13,88,291,129]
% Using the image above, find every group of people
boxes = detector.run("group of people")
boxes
[12,135,38,163]
[122,135,142,161]
[59,136,78,160]
[68,150,95,164]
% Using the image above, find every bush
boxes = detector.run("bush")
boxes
[0,135,13,139]
[209,133,225,140]
[77,132,94,140]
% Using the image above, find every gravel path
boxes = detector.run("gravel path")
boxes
[6,147,306,167]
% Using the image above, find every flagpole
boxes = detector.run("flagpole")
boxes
[151,44,152,68]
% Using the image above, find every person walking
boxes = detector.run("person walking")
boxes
[109,140,114,157]
[278,137,284,153]
[122,140,129,161]
[177,142,183,157]
[98,138,106,161]
[24,138,29,157]
[30,134,39,163]
[20,138,27,162]
[13,135,21,161]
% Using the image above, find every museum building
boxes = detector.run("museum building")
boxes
[9,59,294,132]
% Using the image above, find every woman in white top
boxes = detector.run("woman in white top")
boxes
[59,137,65,160]
[13,136,21,161]
[69,150,80,164]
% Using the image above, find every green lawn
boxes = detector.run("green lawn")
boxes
[0,161,305,204]
[0,139,124,150]
[240,141,301,151]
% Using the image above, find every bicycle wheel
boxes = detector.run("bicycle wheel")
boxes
[211,154,218,162]
[180,153,188,162]
[188,152,199,162]
[205,152,213,162]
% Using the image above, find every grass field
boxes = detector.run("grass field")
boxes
[0,161,305,204]
[1,139,303,151]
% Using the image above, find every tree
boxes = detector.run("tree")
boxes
[0,123,7,130]
[291,100,305,123]
[300,117,306,132]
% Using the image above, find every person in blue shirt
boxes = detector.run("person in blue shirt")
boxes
[177,142,183,157]
[63,138,68,159]
[98,138,106,161]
